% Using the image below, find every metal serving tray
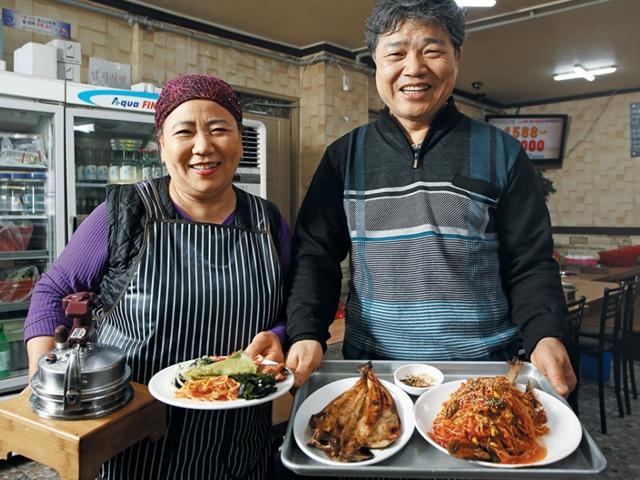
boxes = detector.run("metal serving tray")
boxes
[281,360,606,479]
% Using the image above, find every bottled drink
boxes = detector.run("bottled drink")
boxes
[109,139,122,183]
[0,173,11,213]
[0,324,9,379]
[76,146,86,182]
[90,190,103,211]
[78,190,88,214]
[152,158,164,179]
[10,173,28,214]
[83,148,97,182]
[142,141,159,180]
[120,154,137,183]
[110,139,142,184]
[29,172,47,214]
[96,148,109,183]
[108,159,121,183]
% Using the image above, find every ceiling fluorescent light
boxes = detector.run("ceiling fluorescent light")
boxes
[553,65,617,82]
[589,67,617,76]
[573,65,595,82]
[456,0,496,6]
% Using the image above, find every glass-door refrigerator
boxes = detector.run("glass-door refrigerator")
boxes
[65,83,159,235]
[0,72,65,394]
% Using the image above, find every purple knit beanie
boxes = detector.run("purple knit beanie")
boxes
[155,74,242,130]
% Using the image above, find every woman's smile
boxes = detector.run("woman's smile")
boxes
[190,161,222,175]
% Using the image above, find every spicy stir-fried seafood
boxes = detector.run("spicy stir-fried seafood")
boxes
[429,376,549,464]
[307,362,401,462]
[174,352,287,401]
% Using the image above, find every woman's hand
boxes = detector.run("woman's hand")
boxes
[244,331,284,363]
[286,340,324,388]
[26,336,55,378]
[530,336,576,398]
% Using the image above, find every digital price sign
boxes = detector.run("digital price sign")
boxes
[486,114,568,167]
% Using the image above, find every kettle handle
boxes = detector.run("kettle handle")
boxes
[62,292,100,347]
[62,344,83,411]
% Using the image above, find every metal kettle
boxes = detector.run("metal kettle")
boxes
[29,292,133,420]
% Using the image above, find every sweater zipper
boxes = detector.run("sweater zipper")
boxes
[412,149,419,169]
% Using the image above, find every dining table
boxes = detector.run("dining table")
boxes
[561,264,639,331]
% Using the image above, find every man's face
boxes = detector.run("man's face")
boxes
[374,20,459,129]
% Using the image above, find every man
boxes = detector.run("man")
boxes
[286,0,574,397]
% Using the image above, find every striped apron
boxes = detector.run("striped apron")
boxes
[97,181,283,479]
[343,125,518,361]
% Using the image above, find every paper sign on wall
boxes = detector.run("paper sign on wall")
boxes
[88,57,131,90]
[2,8,71,39]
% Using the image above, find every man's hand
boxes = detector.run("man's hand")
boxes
[286,340,324,388]
[244,331,284,363]
[530,337,576,398]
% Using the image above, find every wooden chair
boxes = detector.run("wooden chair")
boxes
[620,276,639,414]
[579,285,625,434]
[567,296,586,416]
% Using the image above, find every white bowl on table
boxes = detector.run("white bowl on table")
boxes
[393,363,444,396]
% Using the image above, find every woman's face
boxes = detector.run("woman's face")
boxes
[158,99,242,202]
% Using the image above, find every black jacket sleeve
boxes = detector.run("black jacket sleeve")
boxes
[496,149,568,355]
[286,144,351,348]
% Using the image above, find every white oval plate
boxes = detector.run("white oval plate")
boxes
[414,379,582,468]
[148,358,293,410]
[293,377,415,466]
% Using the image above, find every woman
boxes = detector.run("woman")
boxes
[24,74,291,479]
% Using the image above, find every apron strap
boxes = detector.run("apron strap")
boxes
[135,180,169,221]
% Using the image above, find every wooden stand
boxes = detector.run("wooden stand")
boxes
[0,382,166,480]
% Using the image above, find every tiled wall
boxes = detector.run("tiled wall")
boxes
[456,101,491,122]
[520,91,640,255]
[136,29,300,99]
[298,61,369,193]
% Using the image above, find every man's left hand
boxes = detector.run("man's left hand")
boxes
[530,337,576,398]
[244,331,285,363]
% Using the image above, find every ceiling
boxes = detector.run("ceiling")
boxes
[125,0,639,106]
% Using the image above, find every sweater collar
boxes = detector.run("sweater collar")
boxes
[375,97,464,156]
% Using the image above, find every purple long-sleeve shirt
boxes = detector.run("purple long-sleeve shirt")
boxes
[24,201,292,346]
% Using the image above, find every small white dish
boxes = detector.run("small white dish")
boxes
[393,363,444,396]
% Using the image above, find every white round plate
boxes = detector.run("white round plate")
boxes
[147,358,293,410]
[293,377,415,466]
[414,379,582,468]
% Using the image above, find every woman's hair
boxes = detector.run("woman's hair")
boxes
[365,0,466,56]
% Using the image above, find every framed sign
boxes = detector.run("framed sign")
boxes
[631,103,640,158]
[2,8,71,39]
[486,114,568,167]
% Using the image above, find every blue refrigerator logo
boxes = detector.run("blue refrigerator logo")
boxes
[77,89,158,111]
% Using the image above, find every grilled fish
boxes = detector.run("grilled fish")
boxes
[307,362,401,462]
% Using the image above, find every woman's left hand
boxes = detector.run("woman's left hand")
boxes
[244,331,285,363]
